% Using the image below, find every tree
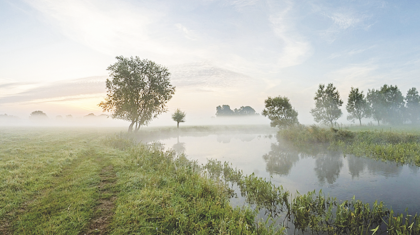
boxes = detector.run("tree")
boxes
[262,96,298,128]
[234,106,257,115]
[99,56,175,132]
[346,87,370,126]
[30,110,48,119]
[366,89,384,125]
[380,84,405,125]
[310,83,343,126]
[216,105,257,116]
[216,105,235,116]
[172,109,186,128]
[405,87,420,125]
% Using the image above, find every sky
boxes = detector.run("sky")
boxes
[1,0,420,125]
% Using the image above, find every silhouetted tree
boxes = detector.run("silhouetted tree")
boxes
[99,56,175,132]
[380,85,405,125]
[346,87,370,125]
[311,84,343,126]
[234,106,257,115]
[405,87,420,125]
[262,96,298,128]
[30,110,47,119]
[172,109,186,128]
[367,89,385,125]
[84,113,95,118]
[216,105,235,116]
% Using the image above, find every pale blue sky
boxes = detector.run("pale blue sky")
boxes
[1,0,419,124]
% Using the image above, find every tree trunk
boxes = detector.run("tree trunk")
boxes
[377,120,380,126]
[177,122,179,128]
[359,118,362,126]
[128,121,135,132]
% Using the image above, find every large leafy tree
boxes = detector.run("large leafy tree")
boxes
[405,87,420,125]
[366,89,384,125]
[310,84,343,126]
[172,109,186,128]
[262,96,298,128]
[346,87,370,126]
[380,84,405,125]
[99,56,175,132]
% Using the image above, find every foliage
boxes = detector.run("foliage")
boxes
[99,56,175,132]
[216,105,257,116]
[279,125,420,167]
[379,84,405,125]
[172,108,186,128]
[310,83,343,126]
[405,87,420,125]
[346,87,370,125]
[204,159,420,234]
[367,88,385,125]
[29,110,47,119]
[262,96,299,128]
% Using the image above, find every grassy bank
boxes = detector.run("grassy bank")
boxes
[0,127,280,234]
[1,127,420,234]
[279,125,420,166]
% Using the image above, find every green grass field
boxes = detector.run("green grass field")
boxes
[0,127,281,235]
[2,126,420,234]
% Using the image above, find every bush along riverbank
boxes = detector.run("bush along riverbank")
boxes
[279,125,420,167]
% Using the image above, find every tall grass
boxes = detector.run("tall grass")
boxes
[279,125,420,166]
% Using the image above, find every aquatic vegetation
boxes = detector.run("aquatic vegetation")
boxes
[279,125,420,167]
[204,159,420,234]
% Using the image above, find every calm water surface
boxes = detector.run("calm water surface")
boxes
[151,132,420,215]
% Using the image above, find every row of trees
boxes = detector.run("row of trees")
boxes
[215,105,257,116]
[263,83,420,128]
[95,56,420,131]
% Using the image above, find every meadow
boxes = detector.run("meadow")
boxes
[1,126,420,234]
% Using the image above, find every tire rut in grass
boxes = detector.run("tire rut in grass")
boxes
[0,156,85,235]
[81,164,117,235]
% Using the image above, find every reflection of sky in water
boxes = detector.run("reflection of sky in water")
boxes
[155,133,420,215]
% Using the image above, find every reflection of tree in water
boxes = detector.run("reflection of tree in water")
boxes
[347,155,403,178]
[172,135,185,154]
[366,159,402,177]
[409,165,419,174]
[314,152,343,185]
[262,143,300,176]
[216,134,256,143]
[347,156,367,179]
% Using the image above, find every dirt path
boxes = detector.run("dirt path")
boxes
[80,163,117,235]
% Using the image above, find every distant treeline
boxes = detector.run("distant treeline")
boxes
[216,105,258,117]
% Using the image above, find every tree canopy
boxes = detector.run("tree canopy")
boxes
[262,96,298,128]
[216,105,257,116]
[30,110,48,119]
[405,87,420,125]
[379,85,405,125]
[366,89,385,125]
[172,109,186,128]
[99,56,175,132]
[346,87,370,125]
[310,84,343,126]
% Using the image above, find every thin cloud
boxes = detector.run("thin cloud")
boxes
[268,0,312,68]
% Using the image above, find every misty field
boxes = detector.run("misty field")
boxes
[1,126,420,235]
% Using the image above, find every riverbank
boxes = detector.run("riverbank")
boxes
[1,127,419,234]
[279,125,420,167]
